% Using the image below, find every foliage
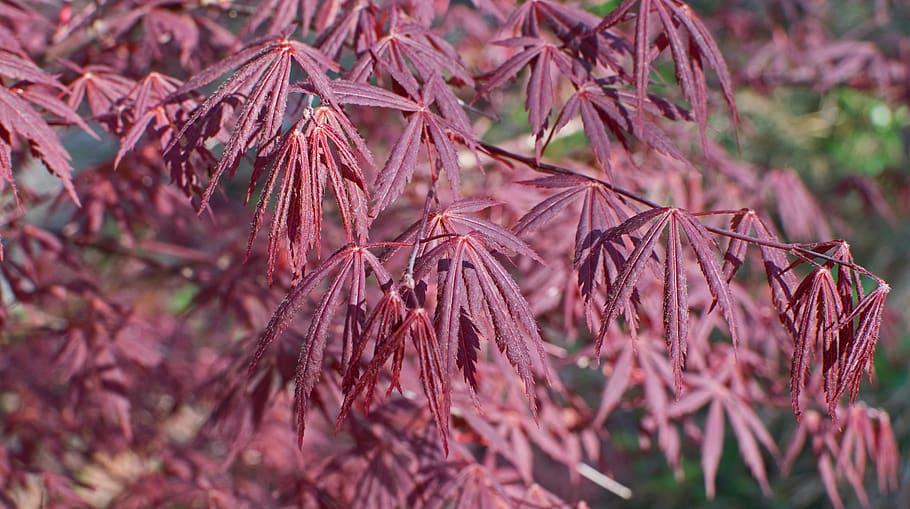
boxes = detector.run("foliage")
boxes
[0,1,907,508]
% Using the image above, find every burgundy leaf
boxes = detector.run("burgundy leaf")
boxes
[663,217,689,395]
[595,209,672,356]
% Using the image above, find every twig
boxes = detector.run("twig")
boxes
[577,462,633,499]
[478,141,879,279]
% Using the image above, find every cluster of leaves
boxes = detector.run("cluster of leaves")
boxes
[0,1,906,508]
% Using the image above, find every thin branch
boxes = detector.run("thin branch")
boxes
[577,462,633,499]
[478,141,878,279]
[479,141,662,208]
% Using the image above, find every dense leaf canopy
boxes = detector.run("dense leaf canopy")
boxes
[0,1,906,508]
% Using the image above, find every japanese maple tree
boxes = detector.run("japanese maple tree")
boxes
[1,1,906,508]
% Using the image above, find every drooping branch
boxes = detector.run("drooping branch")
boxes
[478,141,882,281]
